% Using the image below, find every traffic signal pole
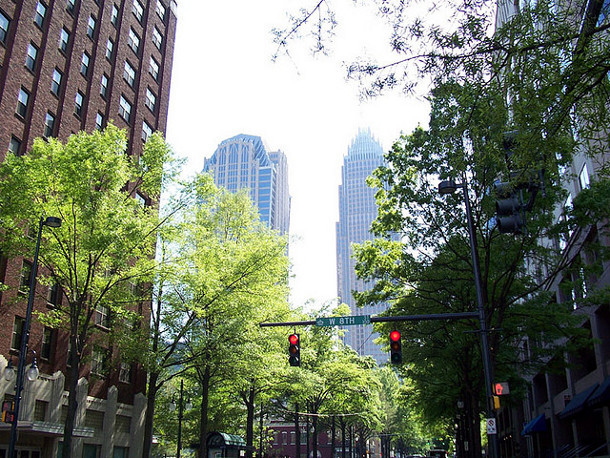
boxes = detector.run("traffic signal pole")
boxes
[462,181,499,458]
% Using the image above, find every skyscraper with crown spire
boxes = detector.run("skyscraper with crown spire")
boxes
[336,129,389,365]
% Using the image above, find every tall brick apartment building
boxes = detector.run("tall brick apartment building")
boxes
[0,0,177,456]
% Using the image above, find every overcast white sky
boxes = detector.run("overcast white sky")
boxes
[165,0,430,310]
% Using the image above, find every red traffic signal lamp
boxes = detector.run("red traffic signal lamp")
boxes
[288,333,300,367]
[389,330,402,364]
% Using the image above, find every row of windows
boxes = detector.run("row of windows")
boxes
[10,82,154,154]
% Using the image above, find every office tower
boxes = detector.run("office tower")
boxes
[204,134,291,235]
[0,1,177,456]
[336,129,389,365]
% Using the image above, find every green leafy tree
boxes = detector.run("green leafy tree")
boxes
[0,125,173,458]
[173,183,290,458]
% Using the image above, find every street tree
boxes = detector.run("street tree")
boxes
[174,183,290,458]
[0,125,174,458]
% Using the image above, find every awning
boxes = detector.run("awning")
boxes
[588,376,610,407]
[559,383,598,419]
[207,432,248,449]
[521,414,547,436]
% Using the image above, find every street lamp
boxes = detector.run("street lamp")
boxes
[438,180,498,458]
[7,216,61,458]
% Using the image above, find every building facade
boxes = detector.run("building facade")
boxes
[203,134,291,235]
[0,0,177,456]
[493,1,610,456]
[336,129,390,366]
[266,419,381,458]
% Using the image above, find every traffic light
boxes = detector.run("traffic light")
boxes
[494,181,525,234]
[389,330,402,364]
[288,333,300,367]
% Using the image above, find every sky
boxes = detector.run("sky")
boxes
[165,0,430,310]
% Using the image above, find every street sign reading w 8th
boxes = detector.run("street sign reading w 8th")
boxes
[316,315,371,327]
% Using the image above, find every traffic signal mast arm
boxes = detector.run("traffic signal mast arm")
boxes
[260,311,479,328]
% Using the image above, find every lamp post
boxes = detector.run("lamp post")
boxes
[6,216,61,458]
[170,379,191,458]
[438,180,498,458]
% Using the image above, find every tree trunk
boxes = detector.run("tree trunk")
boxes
[330,416,336,458]
[198,365,211,458]
[142,371,159,458]
[245,384,255,458]
[295,403,300,458]
[312,407,318,458]
[61,335,81,458]
[340,419,346,458]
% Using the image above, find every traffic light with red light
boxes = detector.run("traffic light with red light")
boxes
[390,330,402,364]
[288,333,300,367]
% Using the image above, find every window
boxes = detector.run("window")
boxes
[41,327,54,360]
[123,60,136,86]
[34,2,47,28]
[0,10,9,44]
[51,68,62,96]
[282,432,287,446]
[142,121,152,141]
[119,362,132,383]
[105,38,114,60]
[91,347,109,376]
[87,16,96,38]
[48,282,60,306]
[149,56,159,80]
[59,28,70,52]
[152,27,162,50]
[119,95,132,123]
[66,0,75,13]
[145,88,156,111]
[94,304,109,327]
[16,87,29,117]
[11,317,25,351]
[80,52,90,76]
[290,431,296,445]
[156,1,166,20]
[128,28,140,55]
[44,111,56,138]
[100,73,109,98]
[8,136,21,156]
[132,0,144,22]
[19,260,33,294]
[111,4,119,26]
[113,447,128,458]
[95,112,104,130]
[75,91,84,117]
[25,43,38,71]
[579,163,590,190]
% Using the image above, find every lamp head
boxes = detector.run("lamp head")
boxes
[3,358,15,382]
[44,216,62,228]
[438,180,459,195]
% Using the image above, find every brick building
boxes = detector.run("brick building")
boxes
[266,420,382,458]
[0,0,177,456]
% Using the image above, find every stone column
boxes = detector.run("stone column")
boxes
[128,393,146,458]
[101,386,118,458]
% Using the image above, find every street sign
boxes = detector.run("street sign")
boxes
[315,315,371,327]
[486,418,497,435]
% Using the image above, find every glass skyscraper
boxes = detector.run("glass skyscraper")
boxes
[336,129,389,365]
[204,134,290,235]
